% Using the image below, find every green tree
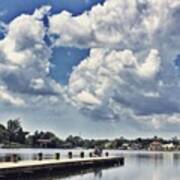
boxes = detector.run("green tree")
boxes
[0,124,8,144]
[7,119,28,144]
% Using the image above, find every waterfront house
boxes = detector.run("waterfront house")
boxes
[120,143,130,150]
[149,140,163,151]
[130,143,142,150]
[104,142,112,149]
[162,143,175,151]
[37,139,52,148]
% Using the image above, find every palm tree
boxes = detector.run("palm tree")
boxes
[6,118,28,145]
[7,118,21,134]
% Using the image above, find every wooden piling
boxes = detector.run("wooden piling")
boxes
[80,152,84,158]
[38,153,43,161]
[55,153,60,160]
[105,152,109,157]
[68,152,73,159]
[11,154,18,163]
[89,152,93,158]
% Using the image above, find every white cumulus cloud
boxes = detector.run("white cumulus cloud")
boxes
[0,6,63,103]
[49,0,180,129]
[1,0,180,131]
[0,86,24,106]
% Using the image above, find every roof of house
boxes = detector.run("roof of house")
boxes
[37,139,52,143]
[162,143,174,148]
[150,141,162,146]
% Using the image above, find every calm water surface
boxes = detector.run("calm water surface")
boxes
[1,149,180,180]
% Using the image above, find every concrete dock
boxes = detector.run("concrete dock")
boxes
[0,156,124,178]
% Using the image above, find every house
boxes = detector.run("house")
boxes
[37,139,52,148]
[104,142,112,149]
[162,143,175,151]
[119,143,130,150]
[130,143,142,150]
[149,141,163,151]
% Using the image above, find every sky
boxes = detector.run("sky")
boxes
[0,0,180,139]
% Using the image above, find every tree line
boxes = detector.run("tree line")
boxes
[0,119,179,149]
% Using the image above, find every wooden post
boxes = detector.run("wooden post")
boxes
[11,154,18,163]
[38,152,43,161]
[89,152,93,158]
[68,152,72,159]
[55,153,60,160]
[120,157,124,165]
[80,152,84,158]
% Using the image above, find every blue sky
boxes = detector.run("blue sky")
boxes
[0,0,105,21]
[0,0,101,85]
[0,0,180,139]
[50,47,89,84]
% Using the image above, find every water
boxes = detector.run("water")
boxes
[1,149,180,180]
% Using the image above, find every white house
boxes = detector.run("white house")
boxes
[162,143,175,151]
